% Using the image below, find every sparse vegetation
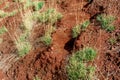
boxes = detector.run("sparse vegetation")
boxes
[15,10,34,57]
[33,75,41,80]
[81,20,90,30]
[23,0,44,10]
[72,20,90,38]
[109,37,117,45]
[97,14,115,32]
[22,11,34,31]
[0,10,7,18]
[0,10,17,18]
[67,47,97,80]
[0,26,8,34]
[34,1,44,11]
[40,26,55,46]
[15,32,31,56]
[72,25,81,38]
[33,8,62,24]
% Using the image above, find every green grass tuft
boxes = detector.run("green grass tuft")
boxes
[0,10,7,18]
[34,8,62,24]
[33,75,41,80]
[0,10,17,18]
[72,20,90,38]
[97,14,115,32]
[0,26,8,34]
[72,25,81,38]
[34,1,44,11]
[40,34,52,46]
[81,20,90,30]
[67,47,97,80]
[40,26,55,46]
[109,37,117,45]
[16,32,31,57]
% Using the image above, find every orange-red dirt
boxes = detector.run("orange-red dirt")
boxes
[0,0,120,80]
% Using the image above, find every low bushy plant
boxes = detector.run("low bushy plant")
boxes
[40,26,55,46]
[33,75,41,80]
[81,20,90,30]
[67,47,97,80]
[109,37,117,45]
[34,8,62,24]
[34,1,44,11]
[0,10,7,18]
[72,25,81,38]
[0,10,17,18]
[97,14,115,32]
[72,20,90,38]
[16,32,31,57]
[0,26,8,34]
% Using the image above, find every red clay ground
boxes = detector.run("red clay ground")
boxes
[0,0,120,80]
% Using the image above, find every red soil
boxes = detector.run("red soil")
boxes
[0,0,119,80]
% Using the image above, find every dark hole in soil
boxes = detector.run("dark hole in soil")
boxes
[99,6,104,11]
[35,53,41,61]
[117,62,120,66]
[64,38,76,51]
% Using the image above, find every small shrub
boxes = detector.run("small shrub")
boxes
[22,11,34,31]
[67,47,97,80]
[23,0,44,10]
[97,14,115,32]
[0,10,17,18]
[40,26,55,46]
[34,1,44,11]
[81,20,90,30]
[67,61,87,80]
[16,32,31,57]
[17,42,31,56]
[82,47,97,61]
[40,33,52,46]
[72,20,90,38]
[109,37,117,45]
[0,26,8,34]
[8,10,17,17]
[35,8,62,24]
[72,25,81,38]
[33,75,41,80]
[24,0,33,9]
[105,25,115,32]
[0,10,7,18]
[87,66,96,80]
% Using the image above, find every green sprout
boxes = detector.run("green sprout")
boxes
[33,75,41,80]
[40,33,52,46]
[81,20,90,30]
[16,32,31,57]
[0,26,8,34]
[97,14,115,32]
[0,10,7,18]
[34,1,44,11]
[34,8,62,24]
[109,37,117,45]
[67,47,97,80]
[72,20,90,38]
[0,10,17,18]
[72,25,81,38]
[40,26,55,46]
